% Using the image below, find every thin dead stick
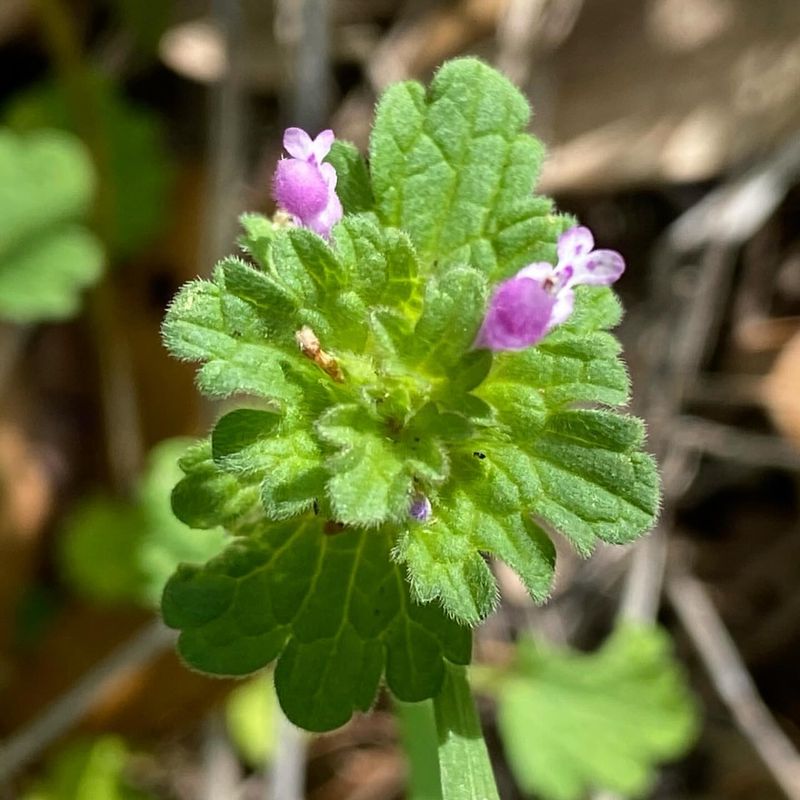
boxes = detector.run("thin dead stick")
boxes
[618,528,668,623]
[34,0,146,491]
[496,0,583,85]
[202,712,242,800]
[0,620,176,784]
[674,416,800,471]
[267,710,306,800]
[206,0,247,268]
[667,572,800,800]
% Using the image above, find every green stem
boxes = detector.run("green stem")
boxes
[433,664,500,800]
[396,700,443,800]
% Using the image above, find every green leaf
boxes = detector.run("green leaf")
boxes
[5,75,172,258]
[162,517,471,731]
[526,409,658,550]
[395,478,555,623]
[225,673,280,768]
[495,626,698,800]
[162,275,299,404]
[171,439,266,535]
[237,212,275,269]
[213,408,326,520]
[325,140,374,214]
[317,404,413,526]
[60,439,227,608]
[411,266,487,375]
[0,128,103,322]
[21,736,153,800]
[332,215,421,315]
[370,57,566,278]
[220,255,299,323]
[272,226,343,302]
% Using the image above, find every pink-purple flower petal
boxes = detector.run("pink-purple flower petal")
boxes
[273,159,329,219]
[283,127,314,160]
[475,276,556,351]
[272,127,343,239]
[475,225,625,352]
[548,286,575,329]
[409,494,432,522]
[557,225,594,263]
[309,129,335,163]
[517,261,555,282]
[569,249,625,287]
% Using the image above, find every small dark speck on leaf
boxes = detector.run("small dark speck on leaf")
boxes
[473,451,486,459]
[323,521,347,535]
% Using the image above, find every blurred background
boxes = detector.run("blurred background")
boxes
[0,0,800,798]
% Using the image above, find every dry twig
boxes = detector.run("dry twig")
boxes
[0,620,176,784]
[668,572,800,800]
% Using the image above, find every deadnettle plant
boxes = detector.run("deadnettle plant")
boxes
[160,59,659,792]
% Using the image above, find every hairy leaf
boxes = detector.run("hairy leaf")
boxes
[370,57,568,278]
[395,467,555,623]
[171,439,267,535]
[213,408,326,520]
[162,517,471,731]
[325,140,374,215]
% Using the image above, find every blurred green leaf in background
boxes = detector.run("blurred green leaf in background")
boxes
[60,439,228,609]
[0,128,103,322]
[5,75,172,260]
[494,626,699,800]
[21,736,153,800]
[225,672,279,769]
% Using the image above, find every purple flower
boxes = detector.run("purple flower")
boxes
[473,277,555,351]
[475,226,625,351]
[272,127,343,239]
[409,494,432,522]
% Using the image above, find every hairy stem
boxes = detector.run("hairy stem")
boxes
[433,664,499,800]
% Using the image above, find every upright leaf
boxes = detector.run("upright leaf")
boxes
[370,58,566,277]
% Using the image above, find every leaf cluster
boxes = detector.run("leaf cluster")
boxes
[160,59,660,730]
